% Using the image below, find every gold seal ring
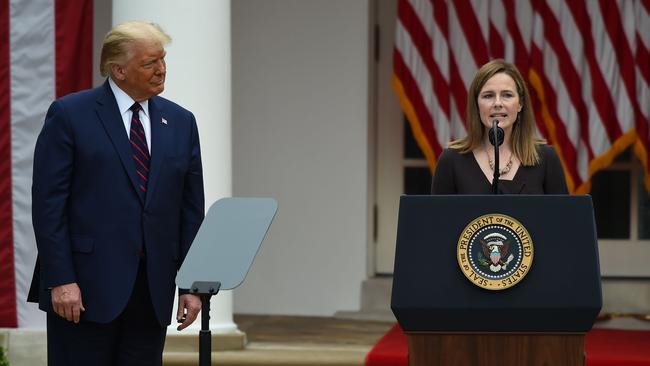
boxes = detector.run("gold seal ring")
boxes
[457,213,533,290]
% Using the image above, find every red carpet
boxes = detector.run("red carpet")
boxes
[366,325,650,366]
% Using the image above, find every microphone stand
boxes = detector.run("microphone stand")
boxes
[490,120,504,194]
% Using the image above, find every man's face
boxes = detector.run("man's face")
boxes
[114,40,166,101]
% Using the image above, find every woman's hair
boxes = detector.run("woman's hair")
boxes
[449,59,544,166]
[100,21,171,78]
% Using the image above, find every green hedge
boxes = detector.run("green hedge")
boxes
[0,346,8,366]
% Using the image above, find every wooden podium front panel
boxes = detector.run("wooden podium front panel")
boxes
[407,333,585,366]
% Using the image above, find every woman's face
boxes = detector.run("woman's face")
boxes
[477,72,522,134]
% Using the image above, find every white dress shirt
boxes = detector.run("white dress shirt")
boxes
[108,78,152,153]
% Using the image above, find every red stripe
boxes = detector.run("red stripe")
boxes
[488,24,505,59]
[635,28,650,176]
[130,127,148,149]
[398,0,450,117]
[0,0,17,328]
[636,22,650,179]
[565,0,624,142]
[130,140,150,160]
[448,60,468,127]
[503,0,531,71]
[55,0,93,97]
[135,170,148,181]
[452,0,490,66]
[599,0,646,147]
[637,34,650,85]
[528,80,549,140]
[530,46,582,186]
[394,50,443,156]
[532,1,594,159]
[432,0,448,39]
[432,0,468,127]
[503,1,546,136]
[133,154,150,172]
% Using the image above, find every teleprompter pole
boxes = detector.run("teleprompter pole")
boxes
[191,281,222,366]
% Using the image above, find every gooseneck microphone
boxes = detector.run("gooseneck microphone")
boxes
[489,120,505,194]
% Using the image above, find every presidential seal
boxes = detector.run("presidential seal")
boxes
[457,213,533,290]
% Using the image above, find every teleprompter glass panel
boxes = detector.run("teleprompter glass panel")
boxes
[590,169,630,239]
[404,167,432,195]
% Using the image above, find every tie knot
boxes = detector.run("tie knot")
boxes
[130,103,142,113]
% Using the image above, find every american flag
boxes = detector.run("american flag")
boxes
[393,0,650,194]
[0,0,92,327]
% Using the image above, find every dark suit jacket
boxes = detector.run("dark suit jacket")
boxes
[28,81,205,326]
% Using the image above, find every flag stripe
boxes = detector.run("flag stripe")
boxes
[399,0,453,145]
[432,0,469,131]
[528,67,579,191]
[643,0,650,13]
[489,24,505,59]
[394,49,443,158]
[55,0,93,98]
[636,5,650,85]
[503,0,529,67]
[452,0,489,67]
[399,1,450,118]
[0,0,93,328]
[545,1,609,160]
[11,0,56,329]
[488,1,507,58]
[598,0,644,140]
[533,21,590,183]
[530,46,582,185]
[0,0,17,328]
[638,37,650,84]
[535,1,595,161]
[587,0,634,134]
[566,1,624,143]
[636,1,650,191]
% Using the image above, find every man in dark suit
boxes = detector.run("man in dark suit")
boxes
[28,21,204,365]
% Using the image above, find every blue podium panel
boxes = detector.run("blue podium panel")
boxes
[391,195,602,332]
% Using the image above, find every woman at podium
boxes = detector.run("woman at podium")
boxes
[431,59,568,195]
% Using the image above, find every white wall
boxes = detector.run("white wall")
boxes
[232,0,370,315]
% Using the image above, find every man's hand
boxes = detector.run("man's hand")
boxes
[51,282,85,323]
[176,294,202,331]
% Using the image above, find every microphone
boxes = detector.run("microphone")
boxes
[490,120,503,194]
[489,120,504,147]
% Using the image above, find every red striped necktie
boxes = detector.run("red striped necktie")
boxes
[129,103,150,196]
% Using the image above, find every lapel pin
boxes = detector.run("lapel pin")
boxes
[161,117,168,125]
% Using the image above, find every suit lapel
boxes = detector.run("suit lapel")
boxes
[145,97,170,209]
[95,82,145,206]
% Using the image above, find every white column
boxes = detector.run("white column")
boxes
[113,0,236,333]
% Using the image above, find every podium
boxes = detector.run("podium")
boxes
[391,195,602,366]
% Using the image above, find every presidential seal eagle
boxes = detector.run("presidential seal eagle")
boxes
[480,232,514,272]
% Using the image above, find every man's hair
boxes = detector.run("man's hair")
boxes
[99,21,171,77]
[449,59,544,166]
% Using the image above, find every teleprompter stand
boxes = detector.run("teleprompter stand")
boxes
[176,197,278,366]
[191,281,221,366]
